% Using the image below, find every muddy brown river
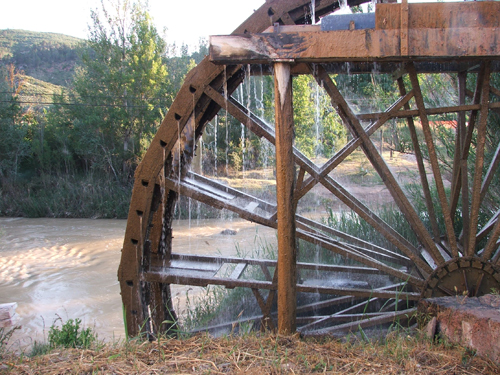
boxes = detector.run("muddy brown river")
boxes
[0,217,277,349]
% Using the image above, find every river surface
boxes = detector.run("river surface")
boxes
[0,217,277,349]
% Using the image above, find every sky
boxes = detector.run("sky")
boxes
[1,0,266,49]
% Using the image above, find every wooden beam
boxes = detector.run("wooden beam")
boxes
[210,26,500,64]
[211,2,500,64]
[274,62,297,334]
[143,270,421,300]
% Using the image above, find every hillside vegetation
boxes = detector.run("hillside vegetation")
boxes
[0,29,83,87]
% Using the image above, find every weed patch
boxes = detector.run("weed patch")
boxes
[48,317,97,349]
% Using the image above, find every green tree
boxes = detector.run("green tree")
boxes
[72,0,169,181]
[0,65,33,180]
[293,74,346,159]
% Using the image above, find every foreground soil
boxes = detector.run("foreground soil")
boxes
[2,331,500,374]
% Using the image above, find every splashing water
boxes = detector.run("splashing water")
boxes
[223,66,229,177]
[338,0,351,14]
[214,115,218,176]
[311,0,316,25]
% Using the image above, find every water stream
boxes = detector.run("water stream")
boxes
[0,217,276,348]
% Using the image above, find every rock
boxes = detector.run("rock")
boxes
[418,295,500,364]
[220,229,237,235]
[424,316,437,339]
[479,294,500,308]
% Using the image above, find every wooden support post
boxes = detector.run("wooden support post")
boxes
[400,0,409,56]
[274,61,297,334]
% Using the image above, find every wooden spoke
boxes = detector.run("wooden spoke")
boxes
[299,89,415,198]
[206,85,431,274]
[397,77,440,240]
[480,141,500,204]
[467,62,492,256]
[312,63,445,266]
[482,214,500,262]
[407,62,458,258]
[477,209,500,244]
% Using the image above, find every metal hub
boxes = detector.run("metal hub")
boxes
[422,257,500,299]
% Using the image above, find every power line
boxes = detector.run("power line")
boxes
[0,100,166,109]
[0,91,169,102]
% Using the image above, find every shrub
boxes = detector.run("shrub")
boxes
[48,318,96,349]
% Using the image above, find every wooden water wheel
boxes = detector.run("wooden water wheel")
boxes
[119,0,500,338]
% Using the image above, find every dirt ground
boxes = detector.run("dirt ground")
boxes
[2,330,500,374]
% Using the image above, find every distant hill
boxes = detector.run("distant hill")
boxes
[0,29,85,87]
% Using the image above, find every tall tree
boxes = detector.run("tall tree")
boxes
[72,0,170,180]
[0,65,32,181]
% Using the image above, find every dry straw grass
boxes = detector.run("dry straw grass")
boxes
[2,330,499,374]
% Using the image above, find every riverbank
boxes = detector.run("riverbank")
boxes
[2,330,499,374]
[0,175,132,219]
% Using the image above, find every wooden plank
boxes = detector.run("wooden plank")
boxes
[143,270,420,300]
[297,221,409,267]
[297,215,410,264]
[169,259,221,273]
[296,227,425,288]
[210,26,500,65]
[450,72,469,245]
[300,297,385,331]
[230,263,248,280]
[210,29,399,64]
[404,2,500,29]
[162,268,218,283]
[298,312,391,325]
[154,253,383,276]
[400,0,409,56]
[356,103,482,121]
[187,171,277,213]
[164,177,277,227]
[303,308,417,335]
